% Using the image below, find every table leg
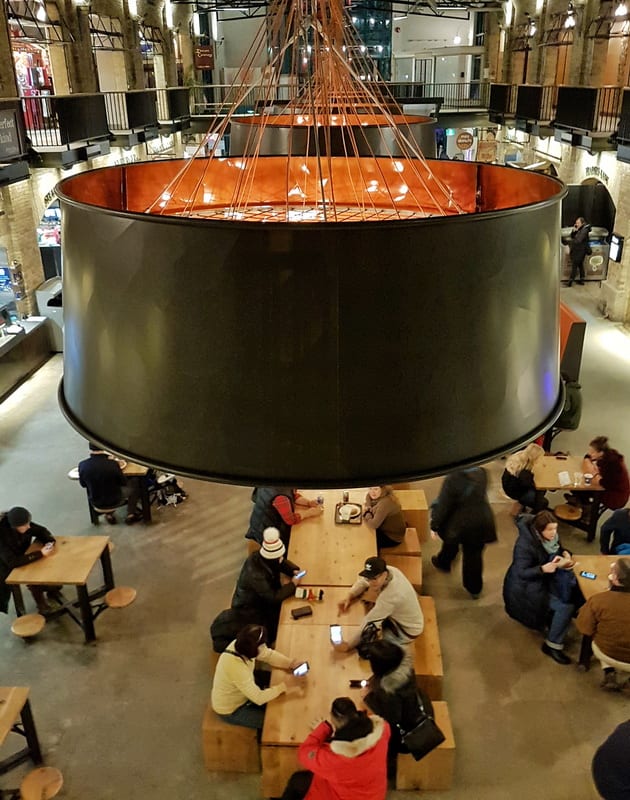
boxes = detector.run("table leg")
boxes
[11,586,26,617]
[100,545,115,591]
[586,501,599,543]
[20,700,43,765]
[578,634,593,671]
[76,585,96,643]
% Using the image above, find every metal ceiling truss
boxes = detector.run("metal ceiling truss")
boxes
[6,0,75,44]
[539,10,576,46]
[587,12,630,39]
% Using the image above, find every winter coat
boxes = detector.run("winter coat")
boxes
[230,552,299,636]
[298,715,390,800]
[0,514,55,614]
[431,468,497,546]
[363,491,406,544]
[502,514,567,631]
[78,453,126,509]
[364,649,433,754]
[501,468,535,504]
[569,223,591,265]
[245,487,295,544]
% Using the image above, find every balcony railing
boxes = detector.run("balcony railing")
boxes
[554,85,623,134]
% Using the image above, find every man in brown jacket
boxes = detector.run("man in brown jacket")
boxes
[576,558,630,692]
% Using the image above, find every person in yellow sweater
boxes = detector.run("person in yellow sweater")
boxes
[211,623,304,729]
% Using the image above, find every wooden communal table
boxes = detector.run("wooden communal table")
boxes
[288,490,376,586]
[534,455,604,542]
[279,587,366,627]
[0,687,42,774]
[6,536,115,643]
[261,623,368,798]
[572,555,613,670]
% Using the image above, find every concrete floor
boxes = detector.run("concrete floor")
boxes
[1,281,629,799]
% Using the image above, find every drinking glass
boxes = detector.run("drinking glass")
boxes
[574,471,583,486]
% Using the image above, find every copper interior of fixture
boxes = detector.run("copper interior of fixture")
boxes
[232,113,434,127]
[58,158,563,223]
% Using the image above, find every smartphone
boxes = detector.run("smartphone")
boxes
[349,679,368,689]
[293,661,310,676]
[330,624,343,645]
[295,569,307,579]
[580,571,596,580]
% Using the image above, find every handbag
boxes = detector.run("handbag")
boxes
[397,692,445,761]
[357,621,381,659]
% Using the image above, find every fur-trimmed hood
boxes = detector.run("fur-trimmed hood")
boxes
[330,715,386,758]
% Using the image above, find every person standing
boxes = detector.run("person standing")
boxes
[0,507,58,614]
[430,467,497,599]
[568,216,591,286]
[245,487,323,546]
[362,486,406,550]
[576,558,630,691]
[280,697,390,800]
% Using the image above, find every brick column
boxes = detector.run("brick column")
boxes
[0,1,18,98]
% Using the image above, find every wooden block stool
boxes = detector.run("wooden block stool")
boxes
[385,554,423,593]
[414,596,443,700]
[202,703,260,773]
[105,587,137,608]
[395,701,455,791]
[554,503,582,522]
[20,766,63,800]
[11,614,45,639]
[381,528,421,558]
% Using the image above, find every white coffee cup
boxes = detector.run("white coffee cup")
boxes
[584,473,593,485]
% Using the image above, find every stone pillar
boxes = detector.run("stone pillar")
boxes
[0,1,18,98]
[601,159,630,324]
[58,0,99,92]
[0,184,45,315]
[484,14,503,83]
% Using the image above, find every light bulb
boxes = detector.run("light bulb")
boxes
[453,34,462,44]
[564,14,575,27]
[615,2,628,15]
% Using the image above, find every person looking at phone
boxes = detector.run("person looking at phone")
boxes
[567,216,591,286]
[362,486,406,550]
[231,527,304,642]
[503,511,578,665]
[279,696,389,800]
[335,557,423,652]
[0,506,60,615]
[245,487,323,547]
[576,558,630,692]
[211,624,305,730]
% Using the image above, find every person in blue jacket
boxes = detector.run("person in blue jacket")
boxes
[600,507,630,555]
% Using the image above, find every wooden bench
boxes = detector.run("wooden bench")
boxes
[384,554,422,593]
[397,490,429,542]
[381,527,421,558]
[202,702,260,773]
[395,701,455,790]
[414,596,443,700]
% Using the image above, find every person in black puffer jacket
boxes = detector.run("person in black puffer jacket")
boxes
[430,467,497,599]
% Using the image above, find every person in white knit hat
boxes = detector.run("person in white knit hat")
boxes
[231,527,305,642]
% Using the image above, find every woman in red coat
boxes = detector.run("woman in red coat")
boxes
[280,697,390,800]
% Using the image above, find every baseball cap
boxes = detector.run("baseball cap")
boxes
[359,556,387,578]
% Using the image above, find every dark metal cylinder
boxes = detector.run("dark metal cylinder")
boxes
[57,158,566,486]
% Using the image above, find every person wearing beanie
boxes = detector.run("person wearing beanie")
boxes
[245,487,323,546]
[0,507,58,614]
[281,697,389,800]
[230,527,304,642]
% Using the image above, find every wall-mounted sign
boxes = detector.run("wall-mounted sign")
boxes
[0,110,21,160]
[609,233,624,262]
[194,46,214,70]
[585,165,609,184]
[456,131,474,151]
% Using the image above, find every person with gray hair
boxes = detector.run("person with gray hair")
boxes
[577,558,630,692]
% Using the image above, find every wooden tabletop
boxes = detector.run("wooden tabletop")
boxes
[534,455,602,491]
[6,536,109,586]
[0,687,29,746]
[261,624,369,746]
[279,587,366,627]
[289,490,375,586]
[123,461,149,477]
[573,555,613,600]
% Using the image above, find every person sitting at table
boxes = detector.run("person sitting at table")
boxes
[592,719,630,800]
[566,436,630,513]
[576,558,630,692]
[245,487,323,547]
[211,624,302,730]
[0,507,59,615]
[503,511,577,665]
[363,639,433,769]
[600,507,630,555]
[78,443,143,525]
[335,556,424,653]
[430,466,497,599]
[280,696,390,800]
[501,443,546,515]
[231,527,303,642]
[362,486,406,550]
